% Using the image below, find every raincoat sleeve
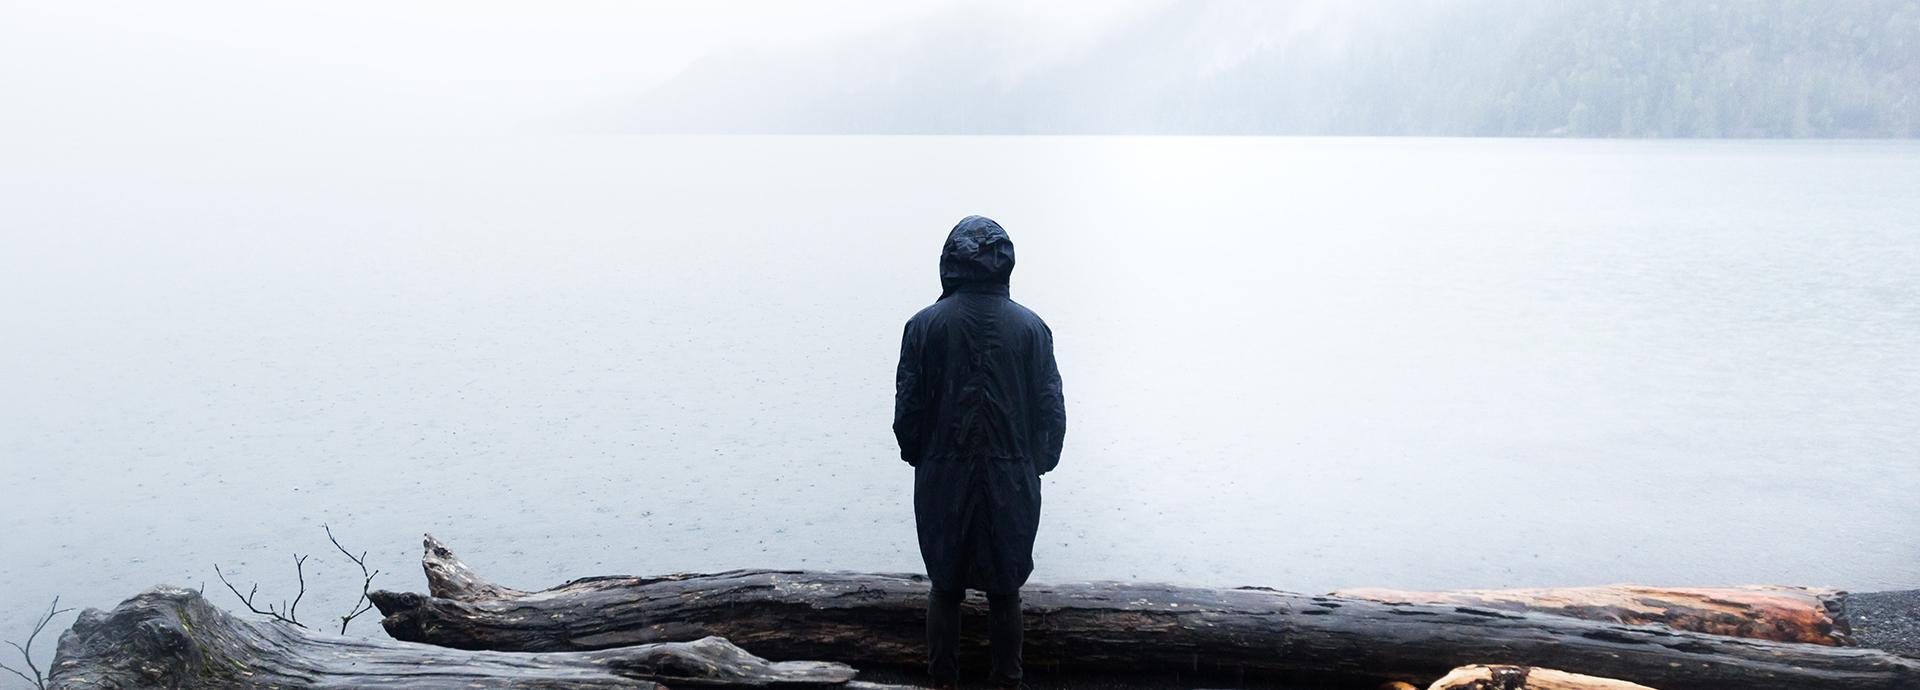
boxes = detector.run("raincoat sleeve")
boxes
[892,320,927,466]
[1034,324,1066,475]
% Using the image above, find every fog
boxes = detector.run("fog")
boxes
[6,136,1918,631]
[0,0,1150,136]
[3,3,1919,688]
[625,0,1920,136]
[7,1,1914,138]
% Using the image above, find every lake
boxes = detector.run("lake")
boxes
[2,136,1916,645]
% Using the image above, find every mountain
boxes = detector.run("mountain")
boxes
[620,0,1920,137]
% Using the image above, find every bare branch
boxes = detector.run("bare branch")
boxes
[211,527,382,636]
[0,660,37,690]
[287,553,309,625]
[1,596,75,690]
[214,563,307,629]
[325,524,381,634]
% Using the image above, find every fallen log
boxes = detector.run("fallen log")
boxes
[48,586,900,690]
[1427,665,1657,690]
[368,535,1919,690]
[1336,585,1850,645]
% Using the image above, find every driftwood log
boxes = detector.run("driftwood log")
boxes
[1336,585,1851,645]
[47,586,900,690]
[369,535,1918,690]
[1427,665,1658,690]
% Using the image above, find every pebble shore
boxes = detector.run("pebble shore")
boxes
[1852,589,1920,658]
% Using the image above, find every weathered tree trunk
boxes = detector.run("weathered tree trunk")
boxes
[1335,585,1851,645]
[1426,665,1658,690]
[368,536,1918,690]
[49,586,901,690]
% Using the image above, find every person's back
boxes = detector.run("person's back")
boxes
[894,215,1065,689]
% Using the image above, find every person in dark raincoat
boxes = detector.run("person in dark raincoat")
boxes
[894,215,1066,688]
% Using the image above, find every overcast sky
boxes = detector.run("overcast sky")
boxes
[0,1,1159,136]
[6,1,1913,138]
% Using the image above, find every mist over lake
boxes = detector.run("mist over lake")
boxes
[2,135,1917,633]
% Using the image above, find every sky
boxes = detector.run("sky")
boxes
[0,0,1159,136]
[4,1,1913,137]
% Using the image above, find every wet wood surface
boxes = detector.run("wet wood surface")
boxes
[1425,665,1659,690]
[48,586,903,690]
[368,535,1918,690]
[1335,584,1851,645]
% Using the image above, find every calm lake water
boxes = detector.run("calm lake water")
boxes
[2,136,1917,649]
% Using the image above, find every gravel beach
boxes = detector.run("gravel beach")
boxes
[1851,589,1920,658]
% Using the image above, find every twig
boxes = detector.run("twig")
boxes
[0,596,74,690]
[213,526,383,635]
[325,524,381,634]
[215,561,308,629]
[286,553,308,624]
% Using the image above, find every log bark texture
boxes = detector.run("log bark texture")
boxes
[1335,585,1850,645]
[48,586,896,690]
[369,536,1919,690]
[1427,665,1658,690]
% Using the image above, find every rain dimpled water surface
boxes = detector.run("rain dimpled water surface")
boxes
[2,135,1917,642]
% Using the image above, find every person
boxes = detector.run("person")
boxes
[893,215,1066,689]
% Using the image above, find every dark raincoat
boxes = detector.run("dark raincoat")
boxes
[894,216,1066,594]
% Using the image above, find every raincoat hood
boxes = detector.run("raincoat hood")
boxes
[939,215,1015,298]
